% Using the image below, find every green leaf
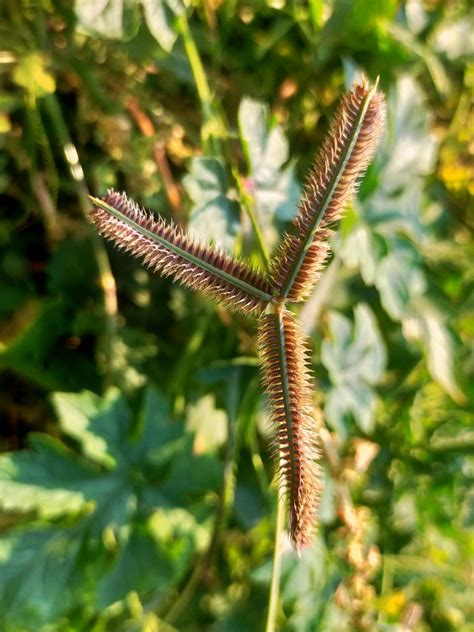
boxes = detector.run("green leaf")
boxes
[185,394,228,454]
[142,0,182,52]
[377,76,437,195]
[0,528,82,628]
[239,98,286,174]
[183,157,240,250]
[238,97,300,225]
[363,185,426,242]
[326,383,378,436]
[52,388,129,468]
[324,0,397,38]
[375,242,426,320]
[0,301,99,391]
[0,435,95,519]
[99,510,208,608]
[280,534,340,630]
[74,0,140,40]
[338,223,385,285]
[0,386,220,623]
[406,297,464,402]
[12,53,55,98]
[157,434,222,504]
[322,304,386,435]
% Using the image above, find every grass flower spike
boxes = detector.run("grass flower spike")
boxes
[257,309,320,551]
[89,78,385,551]
[270,78,385,302]
[90,190,274,315]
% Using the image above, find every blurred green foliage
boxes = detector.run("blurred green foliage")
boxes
[0,1,472,631]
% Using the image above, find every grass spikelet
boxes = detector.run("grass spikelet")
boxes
[89,78,386,551]
[257,308,321,551]
[270,78,386,302]
[89,190,274,315]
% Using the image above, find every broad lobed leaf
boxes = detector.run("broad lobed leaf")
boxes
[0,386,221,626]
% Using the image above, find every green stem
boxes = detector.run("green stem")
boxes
[172,317,209,415]
[164,372,241,625]
[265,475,286,632]
[249,424,270,496]
[377,555,393,626]
[42,94,118,381]
[233,169,270,269]
[176,10,224,155]
[308,0,324,30]
[25,94,59,208]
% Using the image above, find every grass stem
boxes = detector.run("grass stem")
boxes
[164,372,241,625]
[233,169,271,269]
[42,94,118,382]
[176,10,224,156]
[265,475,286,632]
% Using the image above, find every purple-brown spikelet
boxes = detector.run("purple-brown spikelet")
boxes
[270,78,386,302]
[89,78,385,553]
[90,190,274,315]
[257,308,321,551]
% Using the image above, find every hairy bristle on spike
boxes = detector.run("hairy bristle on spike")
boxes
[257,309,321,551]
[270,79,386,302]
[89,190,274,315]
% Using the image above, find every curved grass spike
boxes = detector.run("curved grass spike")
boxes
[89,78,385,552]
[270,78,385,302]
[257,308,320,551]
[89,190,274,315]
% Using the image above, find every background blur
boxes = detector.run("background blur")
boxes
[0,1,473,631]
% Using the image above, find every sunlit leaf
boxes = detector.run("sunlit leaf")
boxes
[338,223,385,285]
[377,76,437,194]
[12,53,55,97]
[238,97,301,226]
[375,242,426,320]
[0,435,94,519]
[0,528,82,629]
[0,386,220,624]
[322,305,386,435]
[183,157,240,250]
[186,394,228,454]
[406,297,464,402]
[74,0,140,40]
[141,0,182,52]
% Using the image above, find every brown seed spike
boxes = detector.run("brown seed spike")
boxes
[88,79,387,553]
[89,190,274,315]
[270,78,386,303]
[257,308,321,551]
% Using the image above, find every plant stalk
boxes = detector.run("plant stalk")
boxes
[176,10,224,155]
[164,371,241,625]
[265,474,286,632]
[233,169,271,269]
[42,94,118,380]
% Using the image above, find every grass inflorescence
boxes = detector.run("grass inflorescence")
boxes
[89,78,385,550]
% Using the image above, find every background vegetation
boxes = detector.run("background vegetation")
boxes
[0,1,472,630]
